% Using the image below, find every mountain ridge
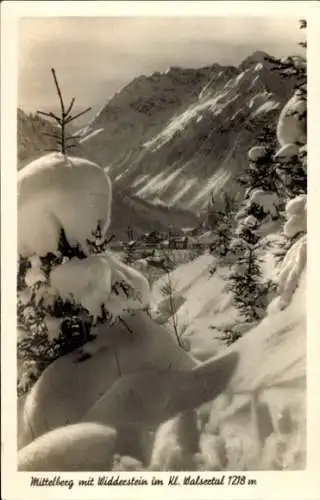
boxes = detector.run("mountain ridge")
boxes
[74,51,297,212]
[18,51,298,222]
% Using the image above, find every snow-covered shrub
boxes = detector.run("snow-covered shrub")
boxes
[18,154,113,258]
[18,153,150,392]
[247,145,270,163]
[276,88,307,147]
[274,149,307,198]
[270,40,307,198]
[238,145,279,195]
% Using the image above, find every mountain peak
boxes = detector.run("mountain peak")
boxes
[239,50,272,70]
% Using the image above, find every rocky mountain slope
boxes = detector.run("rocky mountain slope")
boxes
[18,109,59,168]
[75,51,298,212]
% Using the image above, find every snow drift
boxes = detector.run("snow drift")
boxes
[18,423,117,471]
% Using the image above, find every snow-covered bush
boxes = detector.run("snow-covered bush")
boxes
[238,145,279,195]
[276,88,307,148]
[18,153,150,392]
[247,145,270,163]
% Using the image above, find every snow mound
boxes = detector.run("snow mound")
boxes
[18,423,117,471]
[18,153,112,257]
[285,194,306,218]
[276,89,307,147]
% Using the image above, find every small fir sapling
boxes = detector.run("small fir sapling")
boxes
[207,192,237,264]
[226,226,276,322]
[37,68,92,155]
[159,271,190,352]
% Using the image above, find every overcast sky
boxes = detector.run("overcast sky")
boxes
[18,17,302,116]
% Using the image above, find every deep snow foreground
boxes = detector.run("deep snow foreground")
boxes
[18,255,306,469]
[151,252,306,468]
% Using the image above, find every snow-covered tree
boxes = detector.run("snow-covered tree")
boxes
[238,144,280,194]
[17,154,150,394]
[263,19,306,91]
[226,221,275,321]
[265,20,307,311]
[267,19,307,198]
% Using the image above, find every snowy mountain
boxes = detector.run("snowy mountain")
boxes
[75,52,298,212]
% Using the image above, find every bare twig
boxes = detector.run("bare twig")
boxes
[37,110,62,124]
[65,97,76,117]
[65,107,92,124]
[51,68,65,117]
[41,132,62,141]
